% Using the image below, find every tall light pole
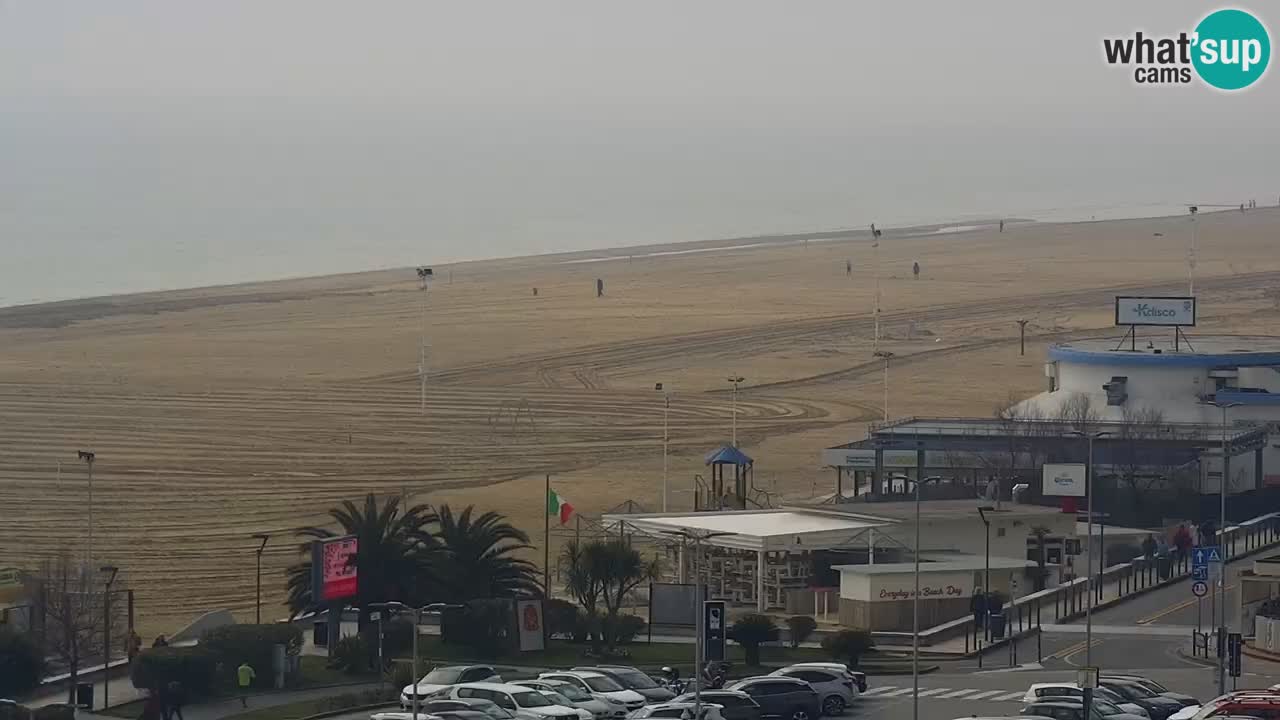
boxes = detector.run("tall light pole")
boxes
[100,565,119,711]
[873,351,894,421]
[416,267,433,415]
[1209,400,1240,695]
[895,473,942,720]
[657,383,670,512]
[1070,429,1109,695]
[977,505,995,605]
[375,602,462,720]
[78,451,96,565]
[663,528,733,719]
[871,223,883,352]
[726,376,744,446]
[1188,206,1199,296]
[252,534,270,624]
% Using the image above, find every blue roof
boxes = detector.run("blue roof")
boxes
[705,445,753,466]
[1048,336,1280,368]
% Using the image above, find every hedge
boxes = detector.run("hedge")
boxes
[130,647,217,696]
[0,628,45,697]
[200,623,303,688]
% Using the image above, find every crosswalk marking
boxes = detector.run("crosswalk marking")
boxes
[861,686,898,696]
[938,689,983,699]
[963,690,1007,701]
[880,688,918,697]
[915,688,952,697]
[994,691,1027,701]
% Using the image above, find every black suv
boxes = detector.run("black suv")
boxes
[724,677,821,720]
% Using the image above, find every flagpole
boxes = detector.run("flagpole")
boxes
[544,473,551,599]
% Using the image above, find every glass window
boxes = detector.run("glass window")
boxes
[426,669,465,684]
[512,692,553,708]
[461,668,495,682]
[614,671,659,689]
[555,685,591,701]
[458,689,481,700]
[584,677,625,693]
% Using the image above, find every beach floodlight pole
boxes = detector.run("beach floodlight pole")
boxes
[78,450,96,565]
[871,223,883,351]
[1209,400,1241,695]
[726,376,744,446]
[1188,206,1199,296]
[252,533,270,624]
[657,383,670,512]
[416,267,433,414]
[873,351,894,421]
[1069,429,1110,677]
[1017,320,1029,356]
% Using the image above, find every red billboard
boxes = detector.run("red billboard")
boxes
[312,535,358,602]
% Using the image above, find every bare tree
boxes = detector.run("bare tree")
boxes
[27,554,127,702]
[1056,392,1099,434]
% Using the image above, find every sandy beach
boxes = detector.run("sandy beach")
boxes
[3,209,1280,636]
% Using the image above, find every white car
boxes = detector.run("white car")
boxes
[628,703,725,720]
[781,663,868,693]
[769,666,857,715]
[515,680,623,720]
[539,672,648,713]
[1022,684,1150,718]
[436,683,585,720]
[402,666,504,707]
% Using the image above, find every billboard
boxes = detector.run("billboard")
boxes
[312,535,359,603]
[1114,296,1196,327]
[1043,463,1087,497]
[516,599,545,652]
[704,600,726,661]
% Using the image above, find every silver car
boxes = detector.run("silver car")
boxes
[515,681,621,720]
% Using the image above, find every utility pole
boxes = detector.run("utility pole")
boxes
[1211,400,1240,695]
[1188,206,1199,296]
[416,267,433,415]
[1070,429,1109,694]
[1017,319,1029,356]
[726,376,744,446]
[656,384,671,512]
[252,534,270,624]
[871,223,883,352]
[873,351,894,421]
[101,565,119,710]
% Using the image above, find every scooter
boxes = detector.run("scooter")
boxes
[660,666,687,695]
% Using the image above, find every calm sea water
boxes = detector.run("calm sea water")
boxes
[1,100,1273,308]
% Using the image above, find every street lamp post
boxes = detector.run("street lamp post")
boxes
[977,505,995,638]
[726,376,744,446]
[873,351,894,421]
[375,602,462,720]
[895,473,943,720]
[1070,429,1110,703]
[78,451,96,564]
[252,534,270,624]
[663,529,733,719]
[101,565,119,711]
[1209,400,1241,695]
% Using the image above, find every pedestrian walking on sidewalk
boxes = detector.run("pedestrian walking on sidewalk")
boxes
[1142,533,1157,562]
[164,680,186,720]
[237,661,256,708]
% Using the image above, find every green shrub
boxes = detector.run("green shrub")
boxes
[0,703,34,720]
[387,660,416,690]
[727,614,779,666]
[571,611,599,644]
[449,600,515,658]
[613,615,646,645]
[785,616,818,648]
[821,629,874,669]
[545,599,580,640]
[0,628,45,697]
[130,647,217,696]
[199,623,302,686]
[32,706,74,720]
[331,635,370,675]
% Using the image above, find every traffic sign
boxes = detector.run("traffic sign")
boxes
[1192,580,1209,597]
[1193,545,1223,566]
[1192,565,1209,581]
[1228,632,1243,677]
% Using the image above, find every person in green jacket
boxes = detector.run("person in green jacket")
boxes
[237,661,256,707]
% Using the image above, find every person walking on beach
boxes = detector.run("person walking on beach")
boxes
[237,661,256,707]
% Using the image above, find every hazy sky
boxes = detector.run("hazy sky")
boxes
[2,2,1277,304]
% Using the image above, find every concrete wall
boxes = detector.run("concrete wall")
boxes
[867,512,1076,567]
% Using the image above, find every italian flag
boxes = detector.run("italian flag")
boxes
[547,488,574,525]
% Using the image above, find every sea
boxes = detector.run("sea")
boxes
[1,99,1274,308]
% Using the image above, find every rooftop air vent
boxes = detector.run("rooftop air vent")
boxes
[1103,376,1128,406]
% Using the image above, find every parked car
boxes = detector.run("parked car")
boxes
[516,680,622,720]
[1030,694,1154,720]
[768,666,857,715]
[1099,680,1185,720]
[723,677,822,720]
[414,699,519,720]
[1185,693,1280,720]
[671,691,762,720]
[1020,700,1146,720]
[435,683,584,720]
[403,666,504,706]
[783,664,867,694]
[1102,676,1197,708]
[628,703,726,720]
[539,672,648,713]
[574,666,677,703]
[1023,684,1149,718]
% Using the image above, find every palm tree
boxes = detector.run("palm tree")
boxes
[285,493,439,623]
[562,539,657,648]
[435,504,541,601]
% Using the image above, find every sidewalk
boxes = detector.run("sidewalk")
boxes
[28,681,380,720]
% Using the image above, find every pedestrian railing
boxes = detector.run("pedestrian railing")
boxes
[950,511,1280,655]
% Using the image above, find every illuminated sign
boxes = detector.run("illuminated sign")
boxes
[312,536,358,603]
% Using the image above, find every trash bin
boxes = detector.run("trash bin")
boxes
[988,612,1007,640]
[313,620,328,647]
[75,683,95,710]
[1158,557,1172,580]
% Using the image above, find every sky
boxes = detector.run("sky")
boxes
[1,2,1277,304]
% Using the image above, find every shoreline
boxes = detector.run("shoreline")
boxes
[0,204,1226,314]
